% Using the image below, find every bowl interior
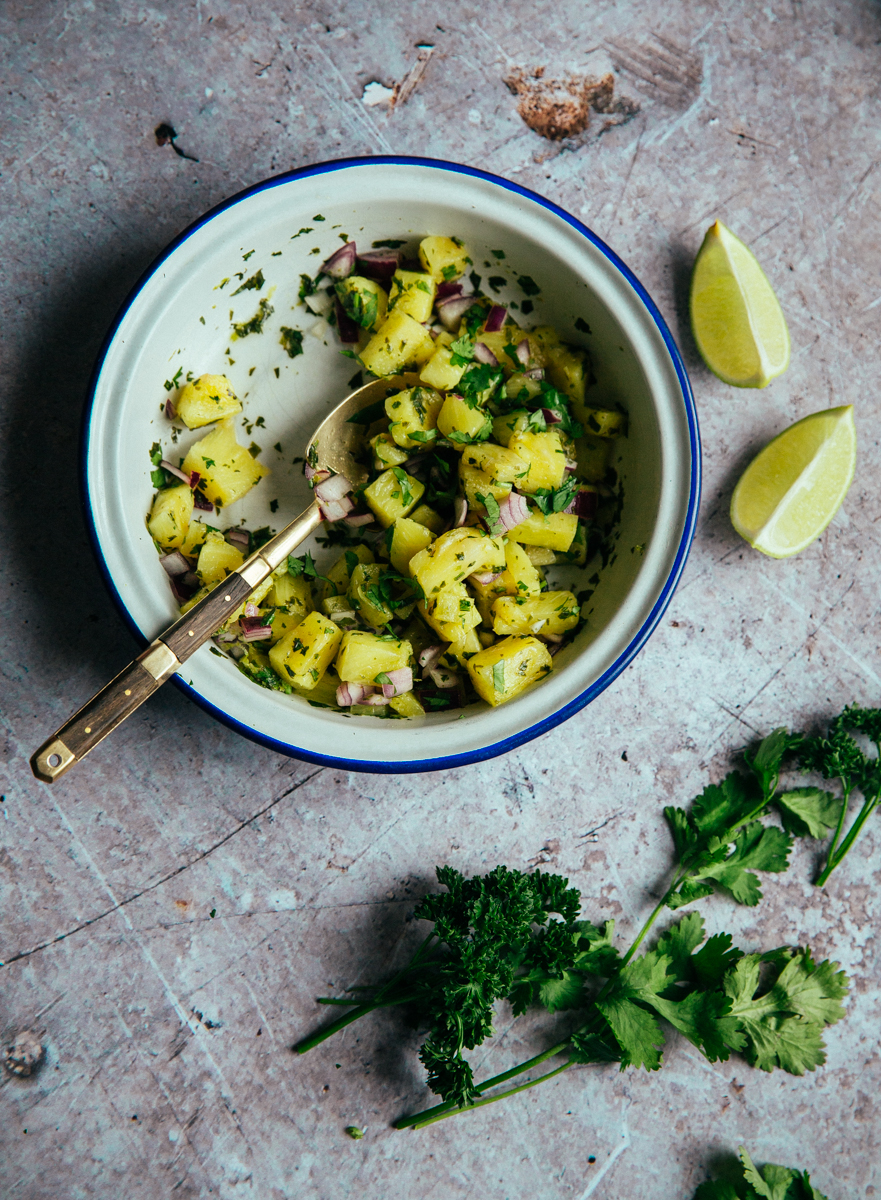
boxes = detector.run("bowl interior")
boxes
[85,159,696,770]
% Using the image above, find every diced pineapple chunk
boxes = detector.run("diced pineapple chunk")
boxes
[466,636,553,706]
[558,521,589,566]
[348,562,396,627]
[459,460,512,509]
[389,517,433,574]
[182,417,269,508]
[492,591,580,636]
[418,235,470,281]
[492,410,532,447]
[409,503,445,534]
[388,270,436,322]
[385,386,444,449]
[461,442,531,487]
[437,394,491,444]
[446,626,483,664]
[325,544,375,596]
[148,484,194,550]
[576,434,612,482]
[179,519,209,558]
[418,344,466,391]
[363,468,424,527]
[389,691,426,717]
[196,530,244,585]
[335,276,388,330]
[468,572,510,625]
[409,527,506,597]
[507,430,567,493]
[268,569,313,615]
[370,431,410,469]
[359,310,435,377]
[473,331,524,376]
[507,510,578,552]
[545,343,588,403]
[583,408,627,438]
[175,374,241,429]
[225,576,272,625]
[336,630,412,682]
[523,545,556,566]
[322,596,359,628]
[500,539,542,596]
[268,611,342,689]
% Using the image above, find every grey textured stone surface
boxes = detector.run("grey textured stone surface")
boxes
[2,2,880,1197]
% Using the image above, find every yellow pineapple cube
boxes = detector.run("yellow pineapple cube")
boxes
[583,408,627,438]
[388,270,436,322]
[147,484,194,551]
[182,418,269,508]
[363,468,424,527]
[370,431,410,469]
[418,235,471,281]
[179,519,209,558]
[268,611,342,689]
[175,373,241,429]
[409,527,505,597]
[336,630,412,682]
[466,636,553,706]
[492,591,579,636]
[507,510,578,552]
[196,530,244,586]
[500,539,542,595]
[418,344,466,391]
[385,386,444,449]
[437,394,491,444]
[458,460,512,509]
[461,442,531,488]
[325,544,375,596]
[389,691,426,717]
[389,517,433,574]
[507,430,567,493]
[409,503,445,534]
[359,310,436,377]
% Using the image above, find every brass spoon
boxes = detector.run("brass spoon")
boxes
[31,372,417,783]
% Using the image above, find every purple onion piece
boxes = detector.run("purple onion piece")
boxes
[356,249,400,282]
[165,398,177,420]
[160,550,190,577]
[242,625,273,642]
[542,407,564,426]
[516,338,530,365]
[525,367,545,381]
[437,295,478,330]
[334,298,360,344]
[160,459,192,486]
[188,471,202,491]
[193,492,213,512]
[453,496,469,527]
[470,569,503,586]
[314,473,354,504]
[343,511,375,527]
[319,495,355,523]
[473,342,499,367]
[226,528,250,548]
[484,304,507,333]
[381,667,413,698]
[418,645,445,673]
[566,488,599,519]
[496,492,530,533]
[321,241,357,279]
[428,666,458,689]
[435,280,463,301]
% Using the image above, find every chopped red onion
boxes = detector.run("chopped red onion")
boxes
[216,631,238,643]
[305,289,334,318]
[436,280,463,301]
[484,305,507,333]
[525,367,545,381]
[188,471,202,491]
[321,241,357,279]
[470,569,503,586]
[418,645,445,673]
[566,488,599,520]
[564,458,578,473]
[453,496,469,527]
[181,571,200,591]
[226,528,250,548]
[548,640,565,656]
[343,511,374,527]
[473,342,499,367]
[428,666,458,689]
[319,495,355,523]
[516,338,531,365]
[334,298,360,344]
[160,550,190,577]
[165,398,177,420]
[244,601,260,617]
[229,644,246,660]
[356,249,400,282]
[542,407,564,425]
[437,295,478,330]
[193,491,213,512]
[241,624,272,642]
[364,692,390,706]
[542,632,564,644]
[496,491,530,533]
[314,473,354,504]
[381,667,413,698]
[305,463,331,485]
[336,681,372,707]
[160,459,193,486]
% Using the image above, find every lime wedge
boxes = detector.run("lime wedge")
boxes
[690,220,790,388]
[730,406,856,558]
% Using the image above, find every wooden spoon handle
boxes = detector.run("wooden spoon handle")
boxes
[31,501,323,782]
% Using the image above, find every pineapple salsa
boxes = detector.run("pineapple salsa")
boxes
[146,234,626,716]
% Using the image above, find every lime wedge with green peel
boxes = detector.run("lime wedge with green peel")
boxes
[690,220,790,388]
[730,406,856,558]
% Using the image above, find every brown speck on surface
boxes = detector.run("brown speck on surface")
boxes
[4,1030,44,1078]
[391,45,435,109]
[505,69,638,140]
[154,122,199,162]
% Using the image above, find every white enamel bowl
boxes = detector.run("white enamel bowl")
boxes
[84,156,700,772]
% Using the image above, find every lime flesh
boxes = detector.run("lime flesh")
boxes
[690,220,790,388]
[730,406,856,558]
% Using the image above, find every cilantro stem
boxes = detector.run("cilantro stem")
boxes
[404,1062,573,1130]
[817,788,880,886]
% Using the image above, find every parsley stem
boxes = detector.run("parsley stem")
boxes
[395,1040,572,1129]
[295,993,417,1053]
[817,790,879,886]
[405,1062,573,1130]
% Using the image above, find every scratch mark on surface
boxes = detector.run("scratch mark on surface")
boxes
[0,768,324,967]
[577,1095,632,1197]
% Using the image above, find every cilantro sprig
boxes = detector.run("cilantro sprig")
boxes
[694,1145,829,1200]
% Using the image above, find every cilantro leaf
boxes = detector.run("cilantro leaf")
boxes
[775,787,842,839]
[391,467,414,508]
[449,334,475,366]
[530,476,579,516]
[476,491,502,535]
[692,822,792,906]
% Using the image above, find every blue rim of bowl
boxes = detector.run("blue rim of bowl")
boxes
[81,154,701,775]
